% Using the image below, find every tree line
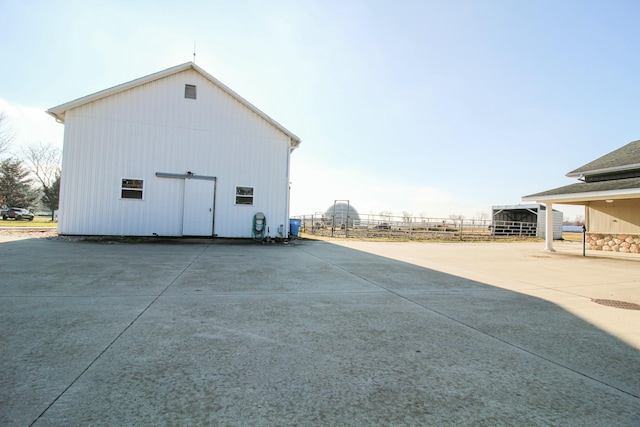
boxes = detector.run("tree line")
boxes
[0,112,61,220]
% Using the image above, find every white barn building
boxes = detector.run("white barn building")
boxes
[47,62,301,238]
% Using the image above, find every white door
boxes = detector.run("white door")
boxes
[182,179,215,236]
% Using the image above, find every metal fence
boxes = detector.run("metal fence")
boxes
[291,213,539,241]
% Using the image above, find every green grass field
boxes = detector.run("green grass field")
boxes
[0,216,58,228]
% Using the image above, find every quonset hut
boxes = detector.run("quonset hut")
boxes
[324,202,360,228]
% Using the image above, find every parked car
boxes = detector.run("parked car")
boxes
[2,208,35,221]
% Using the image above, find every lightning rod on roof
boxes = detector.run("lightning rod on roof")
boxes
[193,42,196,63]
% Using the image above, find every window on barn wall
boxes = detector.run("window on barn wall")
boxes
[121,179,144,200]
[235,186,254,205]
[185,84,197,99]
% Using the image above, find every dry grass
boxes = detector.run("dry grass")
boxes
[0,216,57,228]
[298,231,544,243]
[561,232,584,242]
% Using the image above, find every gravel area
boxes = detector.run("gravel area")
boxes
[0,228,60,242]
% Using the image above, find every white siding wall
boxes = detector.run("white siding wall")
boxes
[59,69,293,237]
[536,209,563,239]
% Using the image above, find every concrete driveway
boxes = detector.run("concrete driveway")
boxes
[1,236,639,426]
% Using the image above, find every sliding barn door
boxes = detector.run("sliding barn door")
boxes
[182,179,215,236]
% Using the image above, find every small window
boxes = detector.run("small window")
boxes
[122,179,143,200]
[185,84,197,99]
[235,186,254,205]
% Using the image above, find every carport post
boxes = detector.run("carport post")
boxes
[545,202,555,252]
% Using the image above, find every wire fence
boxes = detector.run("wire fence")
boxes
[292,213,540,241]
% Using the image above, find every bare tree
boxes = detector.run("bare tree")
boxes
[448,214,466,227]
[475,211,489,221]
[0,112,14,155]
[401,211,413,225]
[377,210,393,228]
[23,142,62,220]
[562,215,585,226]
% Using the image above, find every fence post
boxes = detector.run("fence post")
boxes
[346,216,350,238]
[332,204,336,237]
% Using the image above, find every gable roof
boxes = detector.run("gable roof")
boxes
[46,62,301,149]
[523,176,640,203]
[566,140,640,178]
[522,139,640,204]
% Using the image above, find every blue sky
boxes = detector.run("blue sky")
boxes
[1,0,638,219]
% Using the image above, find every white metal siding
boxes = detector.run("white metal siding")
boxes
[58,69,293,237]
[536,210,563,239]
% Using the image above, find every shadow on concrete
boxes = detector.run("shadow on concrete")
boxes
[0,237,638,425]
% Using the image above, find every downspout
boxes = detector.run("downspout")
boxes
[285,144,293,238]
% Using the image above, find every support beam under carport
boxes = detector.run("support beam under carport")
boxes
[545,202,555,252]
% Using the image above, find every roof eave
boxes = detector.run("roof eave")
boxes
[46,62,194,123]
[522,188,640,204]
[45,62,302,147]
[566,163,640,178]
[189,63,301,146]
[46,109,65,124]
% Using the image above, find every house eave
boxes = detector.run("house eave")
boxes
[566,163,640,179]
[522,188,640,204]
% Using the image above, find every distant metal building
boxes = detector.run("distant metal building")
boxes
[324,202,360,228]
[47,62,301,238]
[492,204,563,239]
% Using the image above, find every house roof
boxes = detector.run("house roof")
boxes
[522,176,640,204]
[566,140,640,178]
[522,140,640,204]
[46,62,301,149]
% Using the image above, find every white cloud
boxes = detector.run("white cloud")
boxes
[290,157,487,219]
[0,98,64,157]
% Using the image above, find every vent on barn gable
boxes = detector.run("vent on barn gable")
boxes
[185,84,197,99]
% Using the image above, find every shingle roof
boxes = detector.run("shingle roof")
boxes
[566,140,640,177]
[522,176,640,203]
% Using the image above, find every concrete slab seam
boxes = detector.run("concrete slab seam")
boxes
[27,243,213,426]
[295,246,640,401]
